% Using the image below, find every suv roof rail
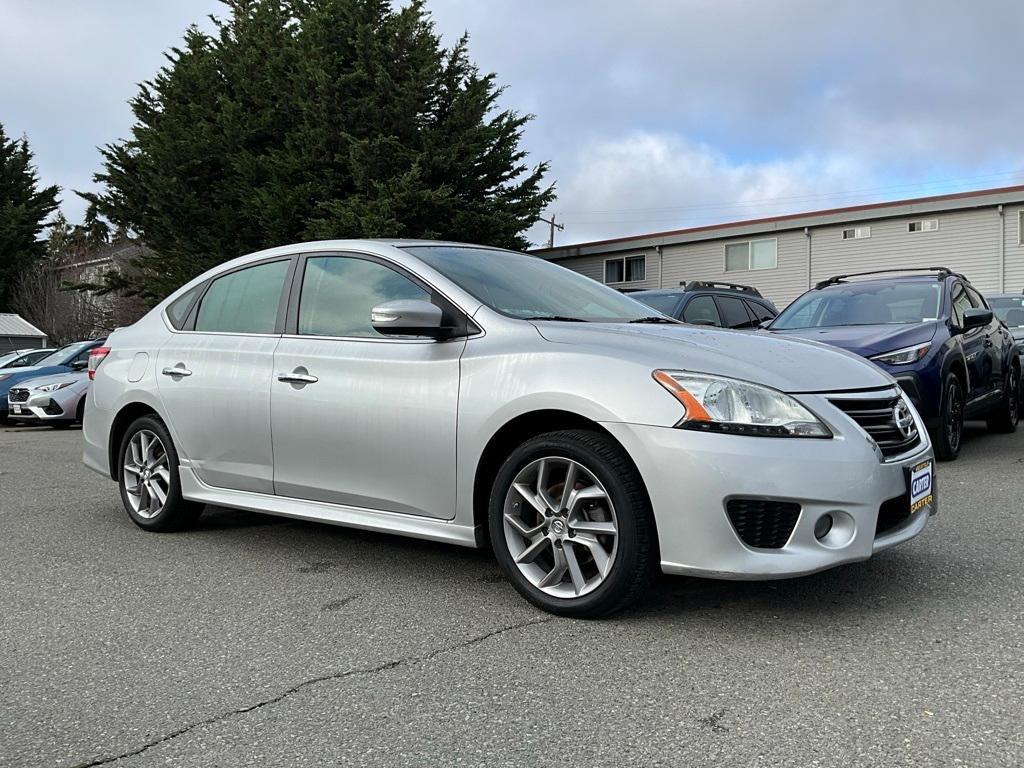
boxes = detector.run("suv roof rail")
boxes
[679,280,763,297]
[814,267,967,290]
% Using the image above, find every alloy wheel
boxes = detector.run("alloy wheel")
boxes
[123,429,171,519]
[502,456,618,598]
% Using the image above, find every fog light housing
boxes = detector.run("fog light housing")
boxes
[814,514,834,540]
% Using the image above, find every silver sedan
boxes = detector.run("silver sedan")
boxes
[83,241,934,616]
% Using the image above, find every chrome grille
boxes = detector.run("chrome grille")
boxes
[8,388,29,403]
[830,391,921,459]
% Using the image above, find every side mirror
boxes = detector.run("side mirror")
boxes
[961,308,993,332]
[371,299,451,339]
[70,360,88,371]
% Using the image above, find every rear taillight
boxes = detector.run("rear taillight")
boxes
[88,346,111,380]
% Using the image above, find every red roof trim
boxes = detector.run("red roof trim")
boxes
[533,183,1024,254]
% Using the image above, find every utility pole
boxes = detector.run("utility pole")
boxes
[538,214,564,248]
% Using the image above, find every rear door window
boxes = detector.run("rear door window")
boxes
[715,296,758,329]
[195,260,290,334]
[682,295,721,326]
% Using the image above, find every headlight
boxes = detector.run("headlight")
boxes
[653,370,832,438]
[35,381,72,392]
[870,342,930,366]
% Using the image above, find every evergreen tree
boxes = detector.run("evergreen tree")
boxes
[90,0,555,302]
[0,124,59,310]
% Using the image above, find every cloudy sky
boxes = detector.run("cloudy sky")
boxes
[3,1,1024,247]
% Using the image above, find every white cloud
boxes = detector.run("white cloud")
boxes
[533,132,876,245]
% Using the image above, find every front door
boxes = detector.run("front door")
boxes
[270,253,463,519]
[156,258,292,494]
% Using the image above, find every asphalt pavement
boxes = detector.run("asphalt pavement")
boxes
[1,422,1022,767]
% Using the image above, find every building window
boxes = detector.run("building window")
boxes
[725,238,777,271]
[1019,210,1023,245]
[842,226,871,240]
[908,219,939,233]
[604,255,646,283]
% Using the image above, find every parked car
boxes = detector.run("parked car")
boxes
[0,339,106,424]
[767,268,1020,461]
[630,281,777,329]
[7,371,89,428]
[988,292,1024,353]
[85,241,934,617]
[0,347,55,369]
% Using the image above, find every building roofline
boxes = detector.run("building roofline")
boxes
[533,183,1024,259]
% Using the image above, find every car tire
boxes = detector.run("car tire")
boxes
[488,429,655,618]
[986,364,1020,434]
[932,373,965,462]
[117,415,203,532]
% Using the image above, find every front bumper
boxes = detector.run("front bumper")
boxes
[601,390,934,580]
[6,391,76,422]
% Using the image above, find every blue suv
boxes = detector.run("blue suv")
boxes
[768,268,1020,461]
[0,339,106,424]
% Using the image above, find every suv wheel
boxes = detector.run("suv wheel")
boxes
[986,364,1020,434]
[118,415,202,531]
[488,430,655,618]
[933,373,964,462]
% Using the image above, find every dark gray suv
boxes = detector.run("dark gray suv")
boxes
[630,281,777,329]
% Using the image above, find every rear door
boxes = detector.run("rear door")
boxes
[270,252,464,519]
[156,257,293,494]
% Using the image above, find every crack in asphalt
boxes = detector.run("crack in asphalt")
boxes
[71,615,552,768]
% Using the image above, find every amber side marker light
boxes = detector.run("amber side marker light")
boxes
[652,370,711,422]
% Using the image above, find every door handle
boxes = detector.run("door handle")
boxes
[277,372,319,384]
[161,366,192,377]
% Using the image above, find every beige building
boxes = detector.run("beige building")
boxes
[534,185,1024,308]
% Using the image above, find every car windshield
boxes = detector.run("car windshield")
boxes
[35,341,91,367]
[772,281,943,330]
[405,245,655,322]
[990,296,1024,326]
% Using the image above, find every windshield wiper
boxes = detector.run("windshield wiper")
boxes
[628,316,678,324]
[524,315,589,322]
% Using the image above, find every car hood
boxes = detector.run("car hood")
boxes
[533,322,894,393]
[765,323,938,357]
[15,371,88,390]
[0,364,66,390]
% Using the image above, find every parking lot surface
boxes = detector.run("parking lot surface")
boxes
[1,424,1022,767]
